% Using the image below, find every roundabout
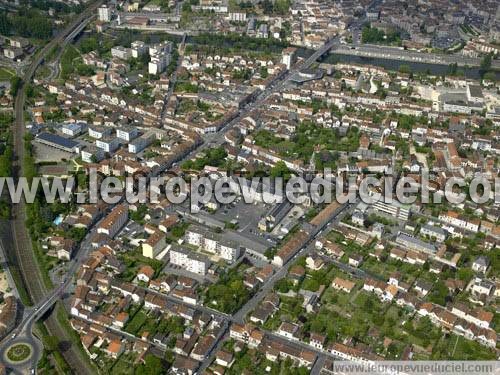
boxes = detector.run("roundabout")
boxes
[4,342,33,364]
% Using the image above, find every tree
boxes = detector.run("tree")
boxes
[274,0,290,15]
[428,280,449,306]
[0,12,11,35]
[45,336,60,352]
[448,63,458,76]
[9,76,21,97]
[483,71,496,82]
[136,354,166,375]
[12,10,52,39]
[270,161,291,180]
[79,37,98,53]
[398,64,411,74]
[480,53,492,71]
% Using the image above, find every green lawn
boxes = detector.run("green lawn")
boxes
[109,352,136,375]
[0,67,14,81]
[123,309,148,336]
[6,344,31,362]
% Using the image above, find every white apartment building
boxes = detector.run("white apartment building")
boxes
[185,225,241,262]
[62,122,84,137]
[88,126,112,139]
[438,211,480,233]
[116,127,139,142]
[169,246,210,275]
[98,5,111,22]
[148,41,172,75]
[131,41,148,58]
[228,12,246,22]
[111,46,132,60]
[128,135,153,154]
[96,137,121,153]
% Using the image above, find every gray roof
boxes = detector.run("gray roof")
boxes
[474,256,490,267]
[36,132,79,149]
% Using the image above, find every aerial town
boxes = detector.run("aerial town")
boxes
[0,0,498,374]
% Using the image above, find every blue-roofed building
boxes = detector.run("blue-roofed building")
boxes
[35,132,80,153]
[62,122,85,137]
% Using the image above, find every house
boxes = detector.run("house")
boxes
[429,262,444,274]
[450,303,494,329]
[317,239,344,258]
[388,271,402,287]
[249,329,264,349]
[352,210,365,226]
[191,334,215,361]
[414,279,432,296]
[277,322,299,340]
[472,256,490,273]
[309,333,326,350]
[158,215,178,233]
[348,254,363,267]
[445,278,465,293]
[171,355,199,375]
[329,342,382,364]
[263,338,316,368]
[383,284,398,302]
[250,304,274,325]
[113,312,129,329]
[288,265,305,285]
[305,255,324,270]
[273,230,309,267]
[256,265,274,283]
[215,350,234,367]
[142,230,167,259]
[57,239,76,261]
[420,224,447,242]
[137,265,155,283]
[331,277,355,293]
[105,340,124,359]
[470,277,494,297]
[363,278,386,296]
[229,323,260,344]
[395,292,418,310]
[390,247,406,261]
[244,274,259,290]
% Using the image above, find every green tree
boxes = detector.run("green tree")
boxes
[483,71,496,82]
[136,354,166,375]
[0,12,11,35]
[9,76,21,97]
[480,53,492,71]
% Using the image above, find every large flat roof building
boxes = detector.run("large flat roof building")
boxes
[35,132,80,153]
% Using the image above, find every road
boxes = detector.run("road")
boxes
[3,5,372,372]
[233,201,352,324]
[3,2,102,373]
[160,32,186,123]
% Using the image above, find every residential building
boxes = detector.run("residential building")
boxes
[169,246,210,275]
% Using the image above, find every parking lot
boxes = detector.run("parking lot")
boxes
[33,143,74,163]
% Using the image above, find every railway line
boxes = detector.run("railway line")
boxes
[7,3,102,373]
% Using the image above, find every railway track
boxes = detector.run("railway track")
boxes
[9,3,102,373]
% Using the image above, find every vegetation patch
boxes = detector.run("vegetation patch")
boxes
[6,343,32,362]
